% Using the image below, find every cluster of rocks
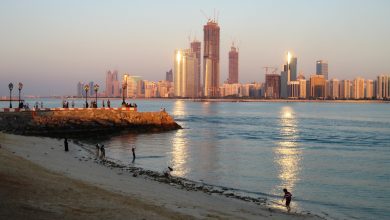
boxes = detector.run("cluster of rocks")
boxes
[0,109,181,135]
[91,154,268,207]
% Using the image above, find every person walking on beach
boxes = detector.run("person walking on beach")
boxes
[131,146,136,162]
[95,144,100,158]
[282,188,292,212]
[100,144,105,160]
[64,138,69,152]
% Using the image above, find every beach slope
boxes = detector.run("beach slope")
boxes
[0,133,321,220]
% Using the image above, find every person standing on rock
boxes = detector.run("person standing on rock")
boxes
[107,99,111,108]
[64,138,69,152]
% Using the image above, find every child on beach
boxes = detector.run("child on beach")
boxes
[282,188,292,212]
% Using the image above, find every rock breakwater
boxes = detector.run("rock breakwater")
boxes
[0,109,181,135]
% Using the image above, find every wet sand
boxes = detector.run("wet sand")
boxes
[0,133,322,219]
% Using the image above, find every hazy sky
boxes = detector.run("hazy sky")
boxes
[1,0,389,96]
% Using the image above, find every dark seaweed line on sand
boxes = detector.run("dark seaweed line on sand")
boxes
[72,140,325,220]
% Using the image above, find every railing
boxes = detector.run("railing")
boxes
[0,107,137,112]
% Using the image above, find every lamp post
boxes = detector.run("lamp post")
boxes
[93,84,99,108]
[84,84,90,108]
[8,83,13,108]
[18,82,23,108]
[122,82,127,106]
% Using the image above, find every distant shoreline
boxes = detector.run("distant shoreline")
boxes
[3,97,389,104]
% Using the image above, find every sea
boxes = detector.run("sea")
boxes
[2,98,390,219]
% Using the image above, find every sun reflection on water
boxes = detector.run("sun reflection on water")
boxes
[170,100,190,177]
[272,106,302,210]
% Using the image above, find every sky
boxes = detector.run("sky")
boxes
[0,0,389,96]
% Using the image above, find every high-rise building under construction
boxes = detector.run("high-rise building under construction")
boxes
[228,43,238,84]
[203,20,220,97]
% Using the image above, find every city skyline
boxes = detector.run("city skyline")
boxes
[1,0,390,96]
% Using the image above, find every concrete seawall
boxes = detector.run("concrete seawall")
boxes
[0,109,181,135]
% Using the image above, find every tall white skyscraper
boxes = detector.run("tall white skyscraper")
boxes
[174,49,200,98]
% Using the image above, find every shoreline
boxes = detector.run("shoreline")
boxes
[4,97,388,104]
[0,133,323,219]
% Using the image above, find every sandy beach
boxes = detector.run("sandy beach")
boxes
[0,133,322,220]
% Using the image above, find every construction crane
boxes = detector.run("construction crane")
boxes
[200,10,211,22]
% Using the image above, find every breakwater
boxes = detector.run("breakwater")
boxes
[0,108,181,135]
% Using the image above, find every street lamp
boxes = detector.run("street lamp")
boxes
[8,83,13,108]
[93,84,99,108]
[84,84,90,108]
[18,82,23,108]
[122,82,127,106]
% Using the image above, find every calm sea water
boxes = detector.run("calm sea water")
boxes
[2,98,390,219]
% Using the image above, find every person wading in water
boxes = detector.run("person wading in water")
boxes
[131,146,136,162]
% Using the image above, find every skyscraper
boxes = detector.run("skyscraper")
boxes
[123,74,142,98]
[190,40,201,96]
[174,49,199,98]
[105,70,120,97]
[281,52,297,98]
[203,20,220,97]
[340,80,351,99]
[316,60,329,80]
[352,77,365,99]
[376,74,389,99]
[310,75,326,98]
[265,74,280,98]
[298,79,307,99]
[165,69,173,82]
[228,43,239,84]
[329,78,339,99]
[88,81,94,96]
[77,82,84,97]
[365,79,374,99]
[280,69,288,98]
[289,57,298,81]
